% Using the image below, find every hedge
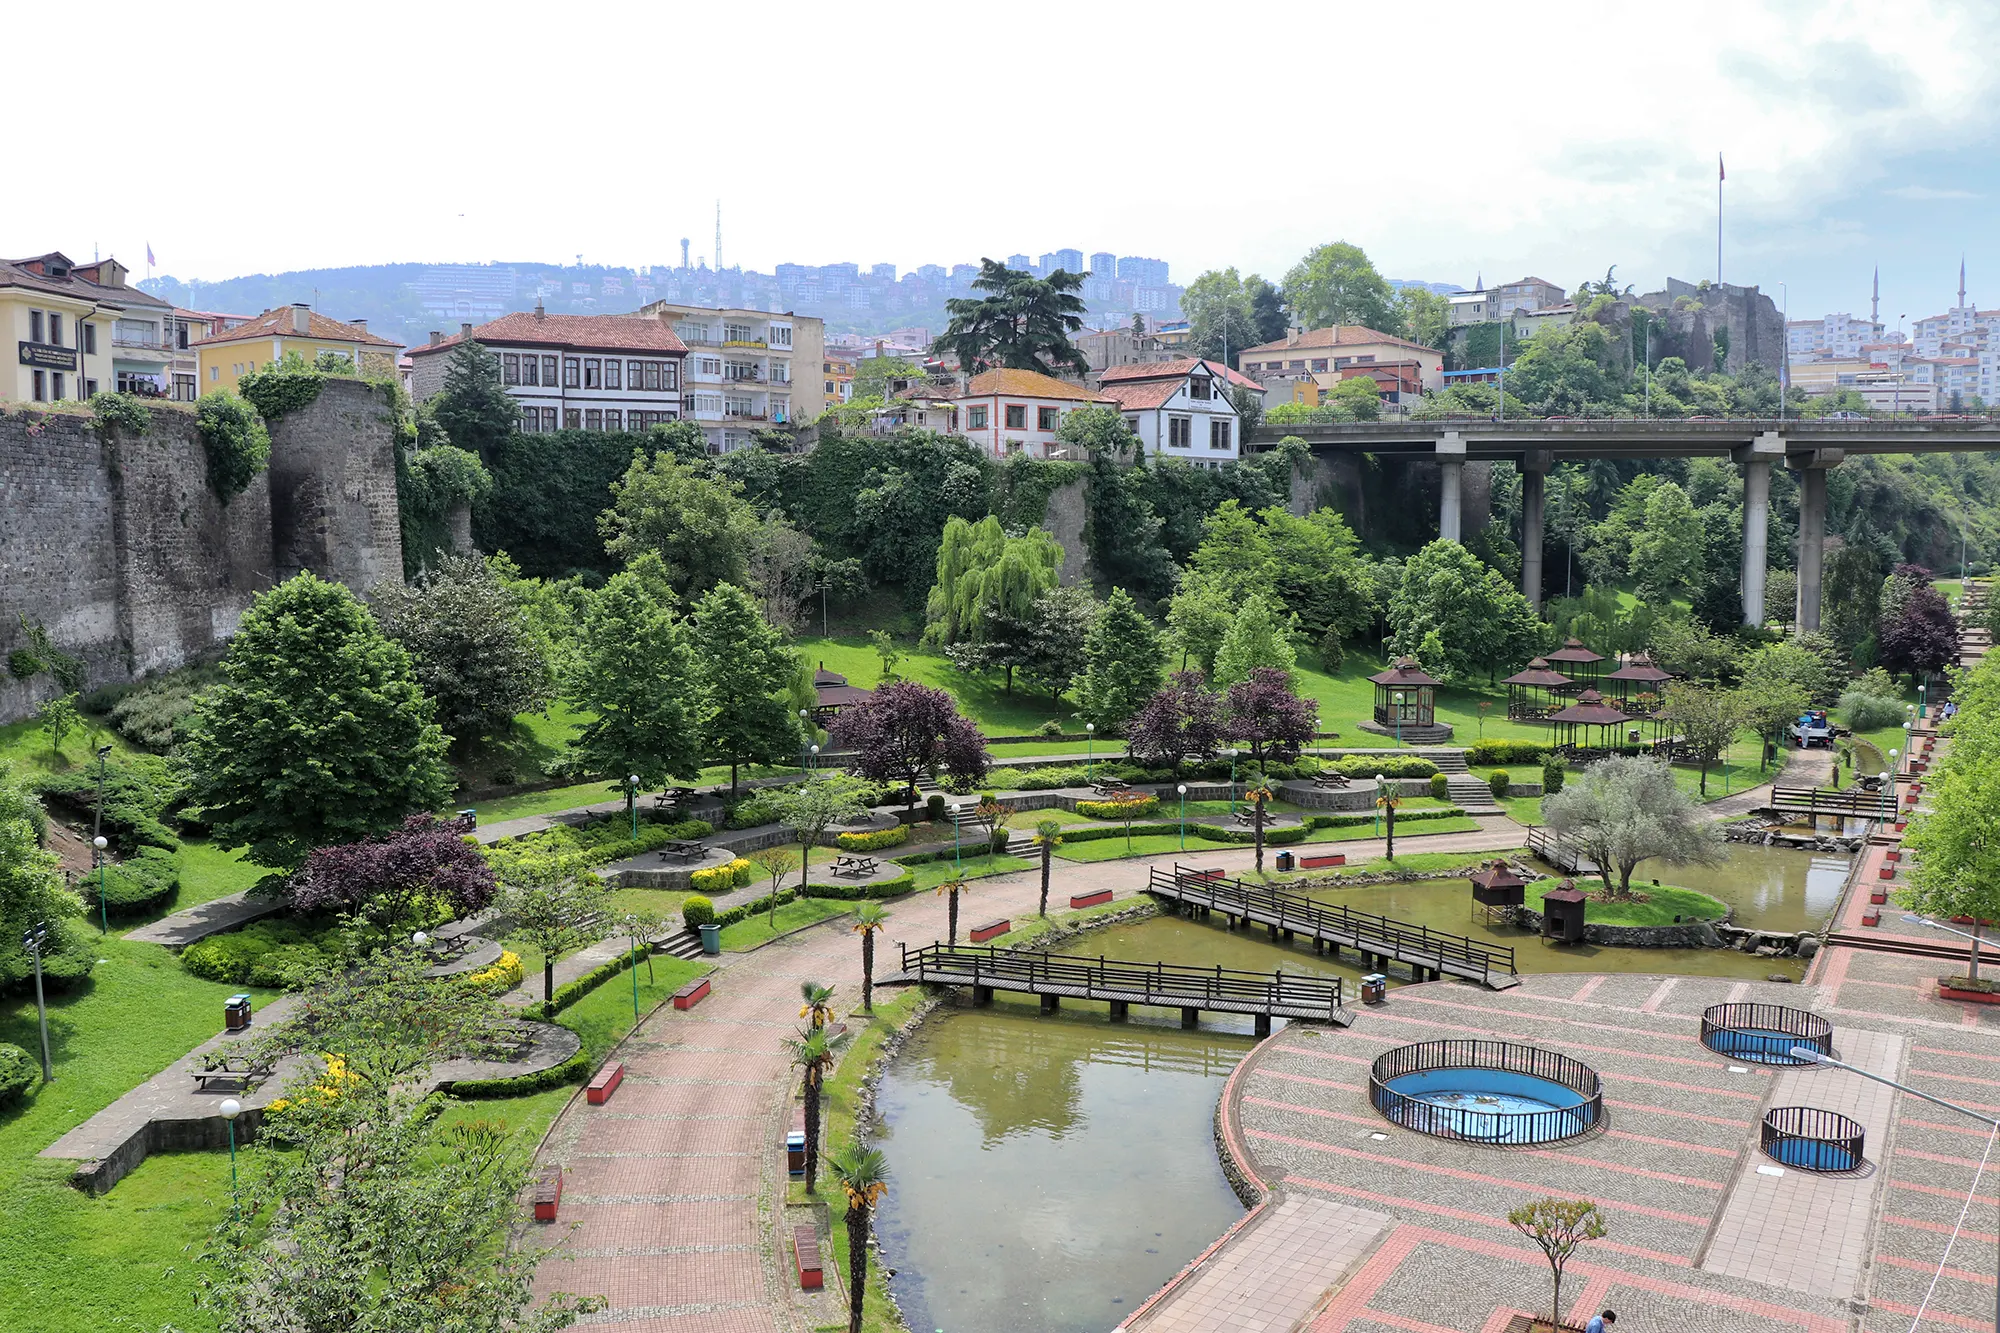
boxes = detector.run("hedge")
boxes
[1053,808,1471,851]
[181,920,343,989]
[724,795,783,830]
[835,826,908,852]
[710,873,919,928]
[450,1049,591,1099]
[1329,755,1438,779]
[3,930,98,994]
[90,846,181,917]
[486,815,713,871]
[0,1043,35,1108]
[690,858,754,893]
[467,949,523,993]
[1465,740,1549,766]
[536,943,651,1019]
[1076,795,1160,820]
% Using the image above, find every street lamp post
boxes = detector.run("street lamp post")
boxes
[1177,783,1188,850]
[1086,722,1096,784]
[799,709,812,773]
[20,924,52,1083]
[809,743,820,774]
[1788,1045,2000,1331]
[1374,773,1386,838]
[1229,749,1241,815]
[93,745,111,934]
[92,835,109,935]
[627,774,640,838]
[219,1097,242,1219]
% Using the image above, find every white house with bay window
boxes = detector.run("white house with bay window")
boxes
[406,305,687,433]
[1095,358,1246,467]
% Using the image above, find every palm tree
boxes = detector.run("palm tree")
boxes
[783,1025,851,1193]
[936,875,969,947]
[852,903,890,1012]
[1034,818,1063,917]
[799,980,838,1030]
[829,1143,890,1333]
[1244,773,1275,874]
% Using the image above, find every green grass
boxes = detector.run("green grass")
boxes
[982,896,1153,949]
[1526,876,1726,926]
[0,717,143,780]
[987,739,1128,758]
[717,898,850,951]
[1255,850,1508,883]
[902,853,1035,892]
[1498,796,1545,826]
[166,837,270,913]
[1305,816,1480,842]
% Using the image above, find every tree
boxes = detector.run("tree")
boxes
[1214,594,1299,688]
[937,871,972,946]
[923,515,1063,661]
[429,338,520,459]
[1126,671,1226,774]
[0,762,85,993]
[1246,275,1288,344]
[932,258,1089,377]
[1189,500,1277,601]
[1393,285,1453,351]
[768,775,871,890]
[1020,585,1098,702]
[1908,702,2000,981]
[600,450,762,597]
[370,553,554,742]
[1649,617,1741,685]
[1627,481,1702,605]
[1878,584,1957,680]
[1242,771,1276,873]
[291,814,498,946]
[829,682,990,805]
[183,573,454,869]
[1388,541,1546,684]
[1033,818,1063,917]
[1182,268,1263,363]
[1053,403,1141,461]
[1763,569,1798,631]
[852,902,889,1011]
[800,979,838,1030]
[1281,242,1396,332]
[1507,1198,1607,1331]
[1223,668,1319,771]
[494,853,609,1004]
[744,511,819,628]
[784,1024,852,1193]
[37,692,78,758]
[1325,375,1382,421]
[1660,684,1745,794]
[1166,574,1234,675]
[567,554,707,789]
[744,847,799,929]
[1261,506,1375,644]
[829,1144,890,1333]
[1542,755,1724,896]
[1822,543,1884,666]
[693,583,801,798]
[1073,589,1165,731]
[869,629,902,683]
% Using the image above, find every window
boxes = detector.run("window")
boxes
[48,314,62,347]
[541,407,557,432]
[1004,404,1027,429]
[51,373,63,400]
[84,323,98,354]
[520,354,539,386]
[696,356,722,376]
[1037,406,1059,431]
[502,353,520,385]
[564,409,581,429]
[174,321,187,350]
[662,361,678,390]
[1168,415,1191,448]
[583,358,601,388]
[32,370,46,401]
[1189,376,1211,401]
[29,310,43,343]
[1210,419,1232,450]
[607,358,622,390]
[627,360,643,389]
[1311,358,1328,372]
[824,380,835,393]
[541,355,558,384]
[1288,359,1305,370]
[968,405,989,429]
[585,409,603,430]
[88,379,102,398]
[770,362,788,384]
[1124,415,1140,432]
[521,407,540,433]
[603,409,622,431]
[769,324,792,347]
[563,357,580,387]
[1356,355,1376,364]
[210,366,219,381]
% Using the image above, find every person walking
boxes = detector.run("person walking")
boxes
[1584,1312,1617,1333]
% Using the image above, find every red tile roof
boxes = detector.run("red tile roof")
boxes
[956,367,1110,402]
[1097,357,1261,391]
[1096,379,1181,411]
[1239,326,1440,358]
[407,311,689,358]
[192,306,400,349]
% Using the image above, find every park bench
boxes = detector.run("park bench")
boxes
[1299,853,1347,870]
[673,977,710,1010]
[658,840,707,863]
[1090,779,1131,796]
[793,1225,824,1290]
[969,918,1011,944]
[1232,808,1268,828]
[426,933,477,962]
[193,1052,273,1093]
[1311,772,1352,789]
[586,1061,625,1105]
[532,1165,563,1221]
[653,786,699,811]
[1069,889,1114,909]
[831,854,879,878]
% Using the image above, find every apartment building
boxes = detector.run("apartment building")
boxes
[1095,359,1246,467]
[635,301,825,452]
[953,367,1112,459]
[406,307,688,434]
[1787,313,1885,361]
[1,251,182,405]
[1449,275,1567,327]
[1237,325,1444,396]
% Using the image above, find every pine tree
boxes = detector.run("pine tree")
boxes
[568,553,708,788]
[429,338,519,458]
[694,582,802,798]
[1073,589,1166,732]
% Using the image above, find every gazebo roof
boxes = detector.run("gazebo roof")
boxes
[1603,651,1673,685]
[1546,637,1606,667]
[1502,657,1574,688]
[813,663,848,687]
[1542,885,1588,905]
[1368,657,1442,689]
[1469,860,1527,891]
[1547,688,1631,726]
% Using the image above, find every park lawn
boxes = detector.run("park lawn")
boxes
[903,853,1035,892]
[1498,796,1545,826]
[1305,816,1480,843]
[988,738,1128,759]
[0,716,144,781]
[0,935,286,1333]
[1290,655,1553,747]
[167,837,271,913]
[982,896,1150,950]
[718,898,850,951]
[1001,807,1097,829]
[1526,876,1726,925]
[1256,850,1509,884]
[1057,832,1199,862]
[792,635,1076,735]
[1936,578,1964,603]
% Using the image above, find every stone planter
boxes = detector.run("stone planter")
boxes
[1939,981,2000,1005]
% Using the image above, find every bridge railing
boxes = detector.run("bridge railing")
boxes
[1525,827,1595,875]
[895,942,1345,1018]
[1770,786,1898,820]
[1148,864,1516,983]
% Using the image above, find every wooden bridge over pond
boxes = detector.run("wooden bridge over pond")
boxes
[1145,865,1521,990]
[1769,785,1899,822]
[878,942,1353,1035]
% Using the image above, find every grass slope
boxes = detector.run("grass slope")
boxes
[1525,876,1726,925]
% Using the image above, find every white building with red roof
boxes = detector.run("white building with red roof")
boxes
[952,367,1114,459]
[1095,358,1248,467]
[406,304,688,435]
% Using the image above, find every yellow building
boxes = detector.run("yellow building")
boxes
[3,251,176,405]
[194,303,400,394]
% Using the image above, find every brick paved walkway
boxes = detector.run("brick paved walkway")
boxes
[122,889,283,946]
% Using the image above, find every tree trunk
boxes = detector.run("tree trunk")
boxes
[1973,917,1983,985]
[847,1200,869,1333]
[1549,1263,1564,1330]
[800,838,812,893]
[948,887,960,947]
[1384,803,1395,860]
[1254,795,1266,873]
[730,760,740,801]
[1617,859,1636,898]
[1039,845,1051,917]
[803,1075,822,1193]
[862,932,875,1012]
[544,959,555,1004]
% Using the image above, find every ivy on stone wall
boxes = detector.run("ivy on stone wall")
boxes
[991,455,1085,533]
[194,392,272,501]
[473,430,653,578]
[396,444,494,577]
[87,392,152,435]
[237,354,324,420]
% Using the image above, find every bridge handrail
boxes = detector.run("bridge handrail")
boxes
[896,942,1345,1013]
[1770,785,1897,817]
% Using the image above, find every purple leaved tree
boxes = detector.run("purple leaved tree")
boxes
[1125,671,1225,776]
[830,682,991,806]
[1878,585,1958,681]
[1223,667,1320,770]
[289,813,497,943]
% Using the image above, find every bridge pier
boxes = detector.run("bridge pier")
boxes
[1267,923,1279,941]
[1041,994,1060,1014]
[1254,1014,1272,1038]
[1734,433,1782,627]
[1520,453,1550,611]
[1790,450,1843,632]
[972,985,993,1006]
[1181,1007,1200,1028]
[1109,1000,1129,1021]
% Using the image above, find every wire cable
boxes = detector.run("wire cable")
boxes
[1907,1119,1999,1331]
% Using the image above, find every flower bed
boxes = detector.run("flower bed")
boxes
[1076,795,1160,820]
[690,858,755,893]
[835,826,908,852]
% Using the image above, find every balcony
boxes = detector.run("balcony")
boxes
[722,338,767,349]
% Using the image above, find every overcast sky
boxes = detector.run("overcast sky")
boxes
[15,0,1999,323]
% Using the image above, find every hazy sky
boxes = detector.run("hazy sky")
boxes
[15,0,1999,322]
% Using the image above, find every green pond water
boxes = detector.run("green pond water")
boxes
[871,845,1847,1330]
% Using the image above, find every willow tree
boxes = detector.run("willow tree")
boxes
[921,515,1063,673]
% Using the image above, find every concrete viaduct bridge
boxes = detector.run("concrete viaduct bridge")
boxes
[1247,418,2000,630]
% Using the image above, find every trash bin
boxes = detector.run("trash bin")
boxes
[1360,974,1387,1005]
[1274,851,1295,872]
[457,807,478,830]
[786,1129,807,1178]
[698,923,721,955]
[224,993,253,1031]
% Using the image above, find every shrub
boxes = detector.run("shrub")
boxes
[467,949,523,993]
[1465,740,1548,766]
[835,826,908,852]
[926,794,947,822]
[89,391,152,434]
[540,943,650,1017]
[1076,795,1161,820]
[690,859,752,893]
[1036,720,1064,738]
[682,895,716,928]
[1541,755,1566,795]
[1489,768,1510,799]
[1838,685,1907,732]
[724,794,783,829]
[34,754,187,855]
[1330,755,1437,779]
[89,845,180,916]
[486,814,712,872]
[451,1049,590,1099]
[195,391,272,500]
[0,1043,35,1109]
[1429,773,1449,801]
[180,920,342,988]
[990,826,1011,854]
[102,664,221,749]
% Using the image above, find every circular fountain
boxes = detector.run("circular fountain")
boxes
[1369,1039,1601,1145]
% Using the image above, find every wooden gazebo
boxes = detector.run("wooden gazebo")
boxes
[1501,657,1574,721]
[1546,638,1606,691]
[1547,688,1634,758]
[1469,859,1528,923]
[1602,652,1676,743]
[1541,880,1588,943]
[1369,657,1440,731]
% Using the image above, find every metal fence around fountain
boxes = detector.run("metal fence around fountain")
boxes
[1369,1038,1603,1145]
[1761,1105,1866,1172]
[1699,1002,1833,1065]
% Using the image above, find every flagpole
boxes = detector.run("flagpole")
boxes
[1716,154,1724,288]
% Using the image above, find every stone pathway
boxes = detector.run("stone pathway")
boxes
[123,889,282,947]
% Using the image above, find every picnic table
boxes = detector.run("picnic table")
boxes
[658,840,708,863]
[1311,772,1352,789]
[1090,779,1132,796]
[193,1052,274,1092]
[832,854,879,878]
[653,787,700,810]
[1232,807,1267,828]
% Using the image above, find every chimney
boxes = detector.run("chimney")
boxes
[461,322,473,338]
[875,339,884,359]
[534,298,546,320]
[292,303,311,335]
[428,331,443,345]
[351,318,367,334]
